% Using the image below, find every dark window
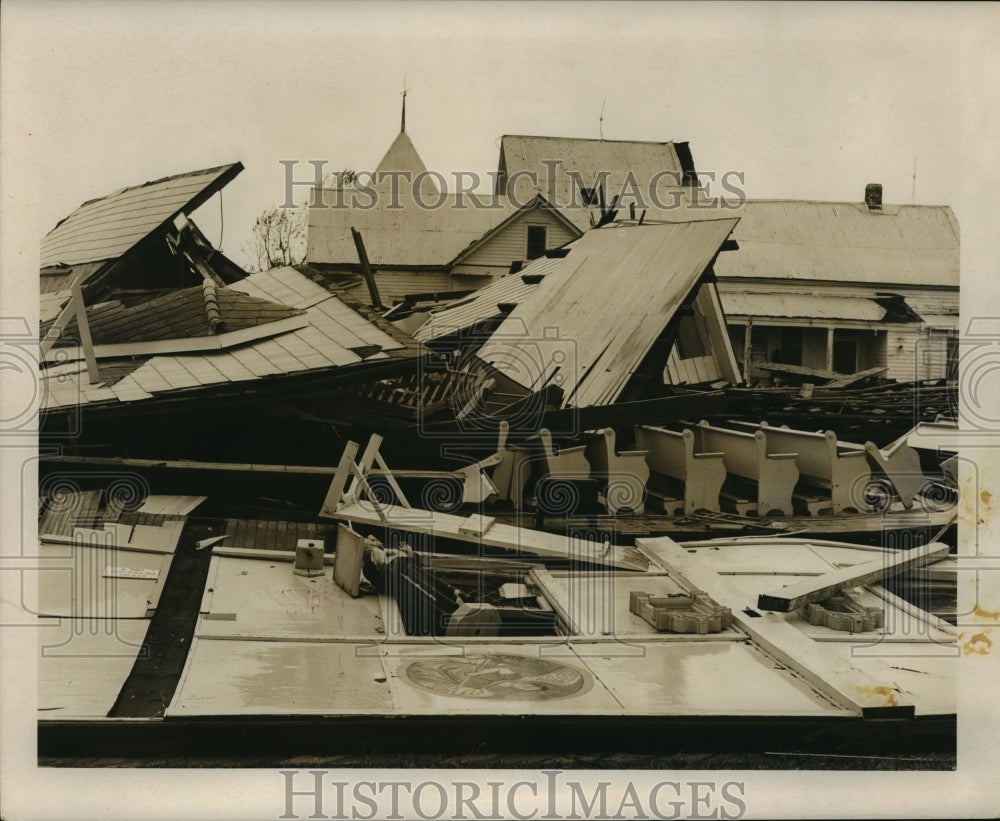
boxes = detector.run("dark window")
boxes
[780,327,803,366]
[526,225,547,260]
[833,337,858,374]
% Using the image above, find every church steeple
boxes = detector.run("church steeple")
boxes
[400,80,407,133]
[373,86,439,201]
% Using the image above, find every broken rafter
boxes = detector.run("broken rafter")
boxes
[756,541,950,613]
[351,227,384,311]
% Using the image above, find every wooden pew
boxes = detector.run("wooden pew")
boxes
[726,421,870,515]
[583,428,650,515]
[525,428,595,515]
[860,437,926,510]
[635,425,726,515]
[695,421,800,517]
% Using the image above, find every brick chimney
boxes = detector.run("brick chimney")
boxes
[865,183,883,211]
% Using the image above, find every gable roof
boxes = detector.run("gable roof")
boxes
[716,200,959,288]
[41,163,243,270]
[621,199,960,288]
[308,193,571,269]
[477,218,738,408]
[496,135,693,229]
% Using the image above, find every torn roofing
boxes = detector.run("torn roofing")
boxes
[413,253,566,342]
[41,285,304,346]
[41,163,243,270]
[40,266,414,413]
[476,218,739,409]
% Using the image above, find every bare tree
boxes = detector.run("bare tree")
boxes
[244,203,308,272]
[322,168,356,188]
[244,170,356,272]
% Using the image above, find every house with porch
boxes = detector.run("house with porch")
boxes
[709,189,960,384]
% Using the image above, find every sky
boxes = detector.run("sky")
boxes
[2,1,998,278]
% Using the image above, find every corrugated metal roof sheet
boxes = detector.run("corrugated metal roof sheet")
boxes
[413,254,565,342]
[41,163,242,268]
[477,219,738,408]
[628,200,959,288]
[721,293,888,322]
[41,267,408,411]
[498,135,687,229]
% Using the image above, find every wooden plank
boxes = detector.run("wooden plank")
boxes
[527,567,579,635]
[333,499,648,572]
[757,361,835,379]
[253,519,268,550]
[636,536,915,717]
[373,451,412,508]
[821,365,888,389]
[756,542,950,612]
[212,546,331,563]
[457,514,496,536]
[319,440,359,517]
[333,525,367,597]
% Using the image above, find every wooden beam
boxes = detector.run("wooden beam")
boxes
[69,280,99,384]
[334,498,648,571]
[351,227,384,311]
[319,441,359,518]
[757,361,835,380]
[636,536,916,718]
[527,566,579,635]
[343,434,383,505]
[373,451,412,508]
[349,463,388,523]
[756,542,950,612]
[821,365,888,389]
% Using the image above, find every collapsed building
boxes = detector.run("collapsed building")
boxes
[34,128,961,763]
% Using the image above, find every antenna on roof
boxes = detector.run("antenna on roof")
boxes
[599,95,606,140]
[401,76,408,132]
[912,155,917,204]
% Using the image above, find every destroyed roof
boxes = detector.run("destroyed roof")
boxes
[41,266,414,413]
[42,285,304,346]
[413,254,566,342]
[41,163,243,270]
[496,135,693,229]
[626,199,959,288]
[476,218,738,408]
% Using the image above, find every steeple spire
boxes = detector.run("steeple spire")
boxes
[401,78,408,133]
